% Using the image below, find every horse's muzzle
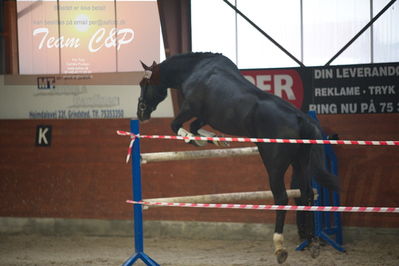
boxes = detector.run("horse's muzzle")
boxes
[137,99,149,121]
[137,107,151,122]
[137,109,151,122]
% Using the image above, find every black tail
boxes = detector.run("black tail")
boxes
[301,116,340,191]
[310,144,340,191]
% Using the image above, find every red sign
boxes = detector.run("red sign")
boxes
[241,69,304,109]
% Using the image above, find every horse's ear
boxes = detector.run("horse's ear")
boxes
[152,61,157,67]
[140,60,149,70]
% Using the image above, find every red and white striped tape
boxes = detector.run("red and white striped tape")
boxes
[127,200,399,213]
[117,130,399,146]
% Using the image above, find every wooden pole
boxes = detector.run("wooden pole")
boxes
[143,189,317,209]
[141,147,258,163]
[4,0,19,74]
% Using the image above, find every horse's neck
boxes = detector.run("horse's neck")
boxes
[161,57,199,90]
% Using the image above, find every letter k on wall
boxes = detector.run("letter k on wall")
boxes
[36,125,52,147]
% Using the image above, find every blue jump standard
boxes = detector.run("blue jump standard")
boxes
[123,115,344,265]
[296,111,345,253]
[122,120,160,266]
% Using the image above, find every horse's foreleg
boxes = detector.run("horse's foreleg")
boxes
[174,118,208,147]
[189,118,206,134]
[171,103,194,136]
[188,119,208,146]
[189,119,229,147]
[171,104,205,146]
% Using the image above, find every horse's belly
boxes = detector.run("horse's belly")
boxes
[206,111,250,137]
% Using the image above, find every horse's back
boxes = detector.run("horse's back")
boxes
[180,53,318,139]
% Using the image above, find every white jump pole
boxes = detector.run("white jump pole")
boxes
[142,147,316,208]
[143,189,317,209]
[141,147,259,163]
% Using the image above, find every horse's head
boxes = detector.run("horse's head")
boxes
[137,60,167,121]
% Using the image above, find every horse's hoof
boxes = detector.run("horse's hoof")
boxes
[309,239,320,258]
[178,128,195,144]
[197,129,230,147]
[191,139,207,147]
[275,248,288,264]
[297,232,306,241]
[213,139,230,147]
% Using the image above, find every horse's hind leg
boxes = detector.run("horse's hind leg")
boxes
[291,165,312,241]
[292,148,320,258]
[257,143,292,264]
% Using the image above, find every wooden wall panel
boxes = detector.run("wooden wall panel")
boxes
[0,119,132,219]
[318,114,399,227]
[0,114,398,228]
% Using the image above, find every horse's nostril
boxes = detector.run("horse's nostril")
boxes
[139,103,146,111]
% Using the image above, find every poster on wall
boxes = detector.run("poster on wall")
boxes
[241,62,399,114]
[1,0,173,120]
[0,74,174,119]
[16,0,160,74]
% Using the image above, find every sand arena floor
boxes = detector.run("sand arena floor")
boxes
[1,233,399,266]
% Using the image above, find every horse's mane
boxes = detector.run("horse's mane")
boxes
[164,52,222,63]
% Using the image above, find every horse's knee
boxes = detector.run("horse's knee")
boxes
[298,187,314,206]
[306,189,315,204]
[171,122,181,134]
[189,119,205,134]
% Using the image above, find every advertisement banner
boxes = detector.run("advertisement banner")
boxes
[241,62,399,114]
[17,0,160,74]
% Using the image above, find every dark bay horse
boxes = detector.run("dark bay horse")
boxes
[137,52,339,263]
